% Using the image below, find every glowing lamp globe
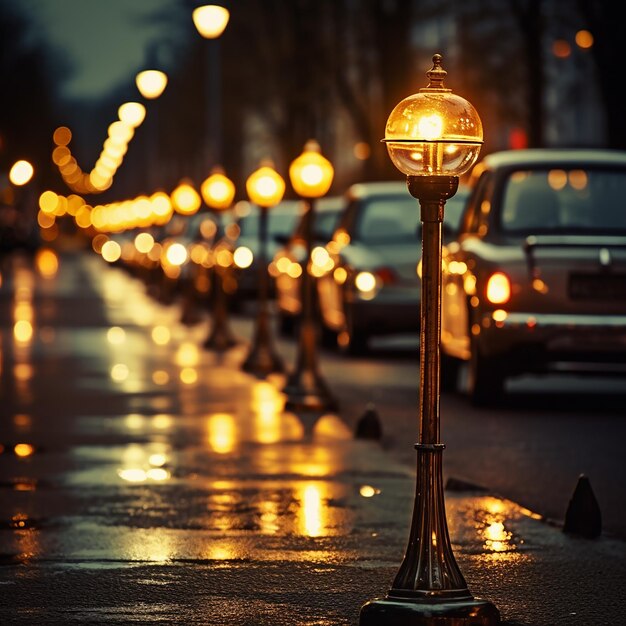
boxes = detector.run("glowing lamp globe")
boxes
[201,168,235,210]
[9,160,34,186]
[289,140,334,198]
[192,5,230,39]
[118,102,146,128]
[135,70,168,100]
[171,181,201,216]
[384,54,482,177]
[246,163,285,208]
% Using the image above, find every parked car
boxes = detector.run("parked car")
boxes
[316,180,468,353]
[229,199,304,304]
[440,148,626,405]
[273,195,345,335]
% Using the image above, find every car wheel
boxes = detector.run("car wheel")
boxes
[340,299,369,355]
[468,337,505,406]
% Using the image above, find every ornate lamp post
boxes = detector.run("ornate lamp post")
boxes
[201,167,238,350]
[359,55,500,625]
[169,180,201,314]
[135,68,168,190]
[241,162,285,377]
[192,4,230,170]
[282,140,338,413]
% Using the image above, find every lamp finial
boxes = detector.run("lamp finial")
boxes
[422,53,451,93]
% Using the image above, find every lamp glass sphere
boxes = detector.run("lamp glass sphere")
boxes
[384,54,482,177]
[201,170,235,210]
[118,102,146,128]
[246,165,285,208]
[171,181,201,215]
[135,70,168,99]
[289,140,334,198]
[193,5,230,39]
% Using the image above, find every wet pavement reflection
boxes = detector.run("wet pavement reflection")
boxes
[2,250,614,625]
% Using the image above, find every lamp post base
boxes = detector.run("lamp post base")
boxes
[241,308,284,377]
[283,318,338,413]
[283,375,338,414]
[359,596,500,626]
[204,328,238,351]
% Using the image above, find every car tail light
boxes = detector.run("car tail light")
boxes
[374,267,398,285]
[485,272,511,304]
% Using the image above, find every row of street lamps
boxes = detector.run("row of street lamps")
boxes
[187,141,338,419]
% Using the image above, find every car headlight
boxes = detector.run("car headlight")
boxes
[355,271,377,293]
[354,270,380,300]
[233,246,253,268]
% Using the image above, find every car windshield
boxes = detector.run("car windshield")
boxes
[315,211,341,238]
[355,191,466,243]
[238,203,302,238]
[355,194,419,243]
[500,168,626,234]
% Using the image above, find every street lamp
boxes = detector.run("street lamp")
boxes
[135,70,168,100]
[241,161,285,377]
[135,68,168,189]
[9,160,34,186]
[359,55,500,625]
[200,167,238,350]
[192,4,229,170]
[282,140,338,413]
[192,5,229,38]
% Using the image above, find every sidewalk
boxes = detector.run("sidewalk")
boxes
[1,250,625,625]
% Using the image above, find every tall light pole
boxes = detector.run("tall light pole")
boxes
[241,162,285,377]
[192,4,230,170]
[135,69,168,190]
[200,166,238,350]
[359,55,500,626]
[282,140,338,413]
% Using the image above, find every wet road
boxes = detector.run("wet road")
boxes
[1,248,626,625]
[2,247,625,541]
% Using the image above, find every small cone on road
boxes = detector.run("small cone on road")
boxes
[563,474,602,539]
[355,403,382,440]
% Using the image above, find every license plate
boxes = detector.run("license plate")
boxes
[569,273,626,300]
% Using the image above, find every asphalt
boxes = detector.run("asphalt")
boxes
[1,247,625,626]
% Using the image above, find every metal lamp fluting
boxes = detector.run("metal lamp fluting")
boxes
[201,167,238,351]
[241,161,285,377]
[359,54,500,625]
[283,140,338,414]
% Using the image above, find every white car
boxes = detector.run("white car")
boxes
[440,148,626,405]
[316,181,468,354]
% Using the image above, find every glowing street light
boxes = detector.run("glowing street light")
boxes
[359,54,499,626]
[192,4,230,39]
[135,69,168,100]
[171,180,201,216]
[241,162,286,377]
[192,4,229,168]
[118,102,147,128]
[9,160,34,186]
[201,167,238,351]
[282,140,338,413]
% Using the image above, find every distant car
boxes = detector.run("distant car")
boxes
[229,199,304,303]
[440,148,626,405]
[316,180,468,353]
[273,195,345,335]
